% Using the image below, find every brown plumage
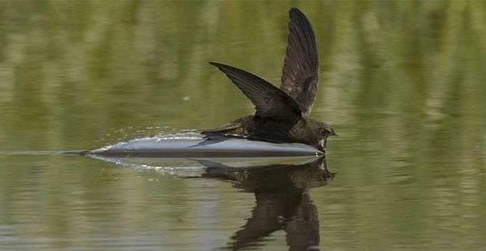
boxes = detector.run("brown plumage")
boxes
[202,8,336,152]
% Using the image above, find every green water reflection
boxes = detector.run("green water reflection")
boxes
[1,1,485,250]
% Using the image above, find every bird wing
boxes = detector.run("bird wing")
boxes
[210,62,301,120]
[280,8,319,114]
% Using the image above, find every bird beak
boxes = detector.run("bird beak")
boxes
[331,129,338,137]
[319,139,326,153]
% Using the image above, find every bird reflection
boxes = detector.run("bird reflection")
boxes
[198,157,334,251]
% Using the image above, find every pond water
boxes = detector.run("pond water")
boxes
[1,1,486,250]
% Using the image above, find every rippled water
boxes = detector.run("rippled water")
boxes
[1,1,486,250]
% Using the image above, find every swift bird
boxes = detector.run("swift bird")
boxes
[203,8,336,152]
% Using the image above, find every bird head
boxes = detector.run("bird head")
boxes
[315,122,337,153]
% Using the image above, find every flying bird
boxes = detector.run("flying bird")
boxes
[202,8,336,152]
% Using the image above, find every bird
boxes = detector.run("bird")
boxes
[202,7,336,152]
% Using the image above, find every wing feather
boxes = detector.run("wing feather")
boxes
[280,8,319,114]
[210,62,301,119]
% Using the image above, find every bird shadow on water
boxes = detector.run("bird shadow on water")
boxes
[196,156,334,251]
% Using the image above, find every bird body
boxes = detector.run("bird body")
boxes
[203,115,334,151]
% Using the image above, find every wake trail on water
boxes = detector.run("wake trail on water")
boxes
[0,150,86,156]
[0,132,204,157]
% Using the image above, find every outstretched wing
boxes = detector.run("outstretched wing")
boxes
[210,62,301,119]
[280,8,319,114]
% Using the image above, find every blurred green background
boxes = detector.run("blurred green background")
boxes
[0,0,485,250]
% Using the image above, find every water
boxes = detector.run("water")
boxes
[1,1,486,250]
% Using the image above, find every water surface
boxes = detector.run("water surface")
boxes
[1,1,486,250]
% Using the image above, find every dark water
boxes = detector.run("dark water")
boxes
[1,1,486,250]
